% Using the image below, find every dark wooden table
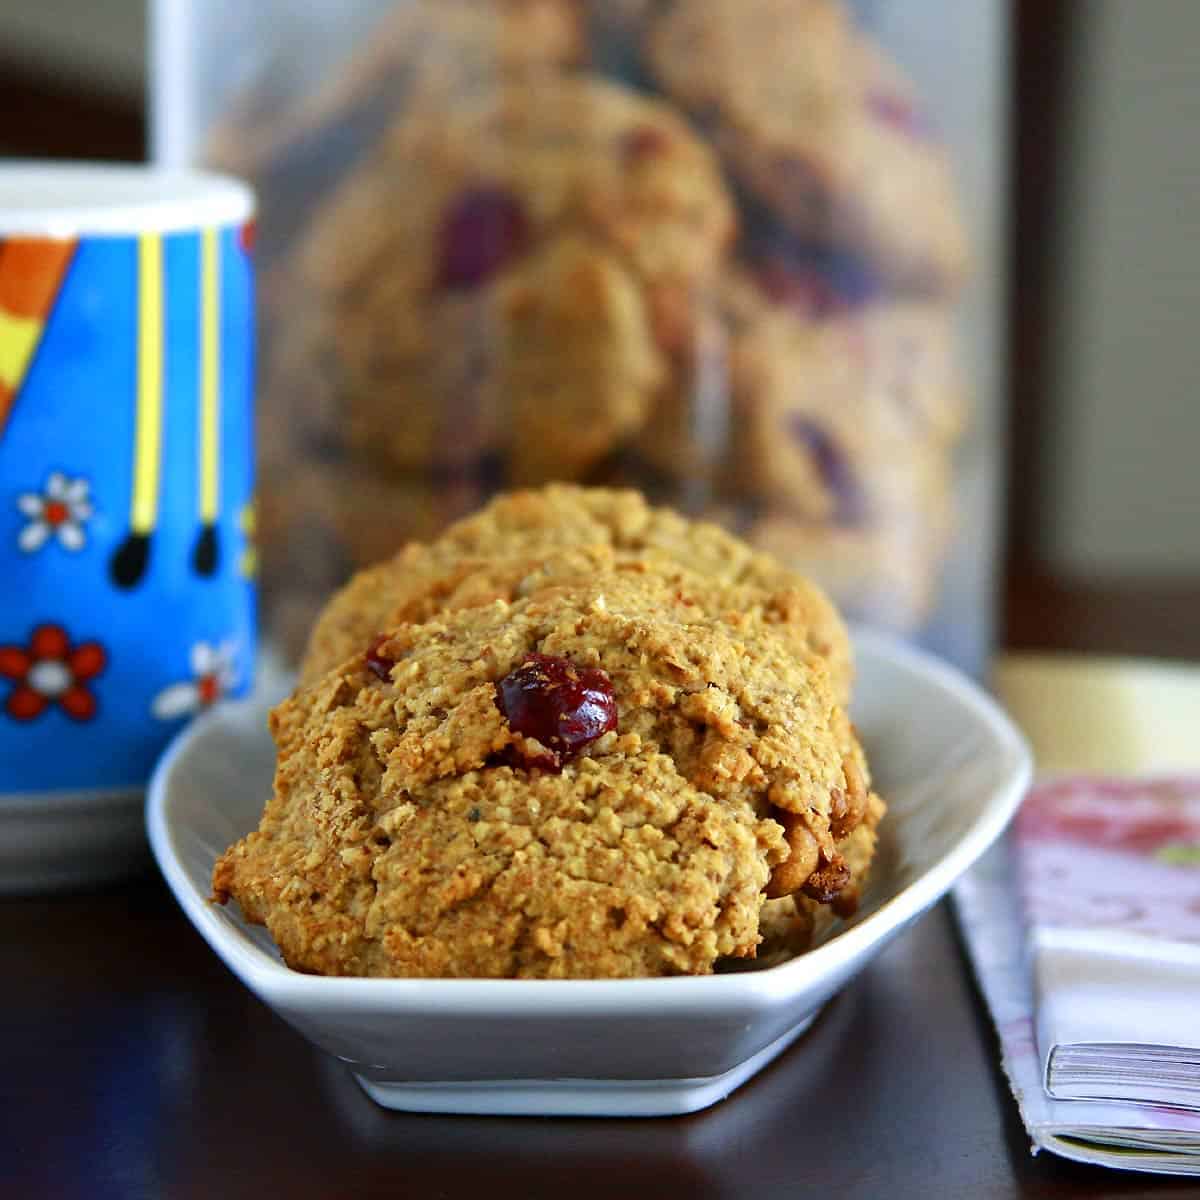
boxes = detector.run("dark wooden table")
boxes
[4,869,1196,1199]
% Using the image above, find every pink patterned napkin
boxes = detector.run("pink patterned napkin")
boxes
[1014,776,1200,945]
[954,775,1200,1174]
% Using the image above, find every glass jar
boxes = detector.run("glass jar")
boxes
[153,0,1008,673]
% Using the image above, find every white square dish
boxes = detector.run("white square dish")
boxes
[147,632,1030,1117]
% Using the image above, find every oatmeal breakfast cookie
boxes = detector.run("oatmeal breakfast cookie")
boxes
[288,73,734,483]
[300,485,853,703]
[233,0,589,517]
[214,560,879,978]
[646,0,968,290]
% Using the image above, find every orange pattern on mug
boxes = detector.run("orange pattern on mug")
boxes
[0,237,78,435]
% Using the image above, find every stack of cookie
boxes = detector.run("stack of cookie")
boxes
[214,486,885,978]
[642,0,968,630]
[220,0,968,659]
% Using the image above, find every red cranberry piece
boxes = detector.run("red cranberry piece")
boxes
[749,235,882,314]
[495,653,617,772]
[621,125,671,163]
[436,186,530,291]
[365,635,395,682]
[788,418,868,526]
[773,154,824,199]
[754,260,843,319]
[867,92,932,139]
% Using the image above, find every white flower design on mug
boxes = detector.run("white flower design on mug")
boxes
[152,641,238,720]
[16,472,93,553]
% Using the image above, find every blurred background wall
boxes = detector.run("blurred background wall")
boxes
[0,0,143,102]
[0,0,144,159]
[1037,0,1200,580]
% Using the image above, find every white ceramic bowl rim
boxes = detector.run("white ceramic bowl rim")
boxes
[147,630,1031,1011]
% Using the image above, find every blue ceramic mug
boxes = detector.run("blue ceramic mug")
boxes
[0,163,255,889]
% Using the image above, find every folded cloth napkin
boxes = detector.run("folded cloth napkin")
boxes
[954,655,1200,1176]
[1014,776,1200,1109]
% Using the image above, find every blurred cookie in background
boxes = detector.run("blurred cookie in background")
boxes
[646,0,968,291]
[287,72,735,481]
[725,261,965,518]
[743,498,954,634]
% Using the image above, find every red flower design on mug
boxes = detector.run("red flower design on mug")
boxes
[0,624,106,721]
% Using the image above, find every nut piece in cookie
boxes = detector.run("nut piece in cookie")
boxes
[754,790,885,966]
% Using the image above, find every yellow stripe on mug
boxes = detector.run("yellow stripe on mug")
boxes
[0,309,41,392]
[193,227,221,575]
[110,233,165,588]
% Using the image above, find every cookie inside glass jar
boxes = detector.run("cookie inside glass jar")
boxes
[205,0,975,658]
